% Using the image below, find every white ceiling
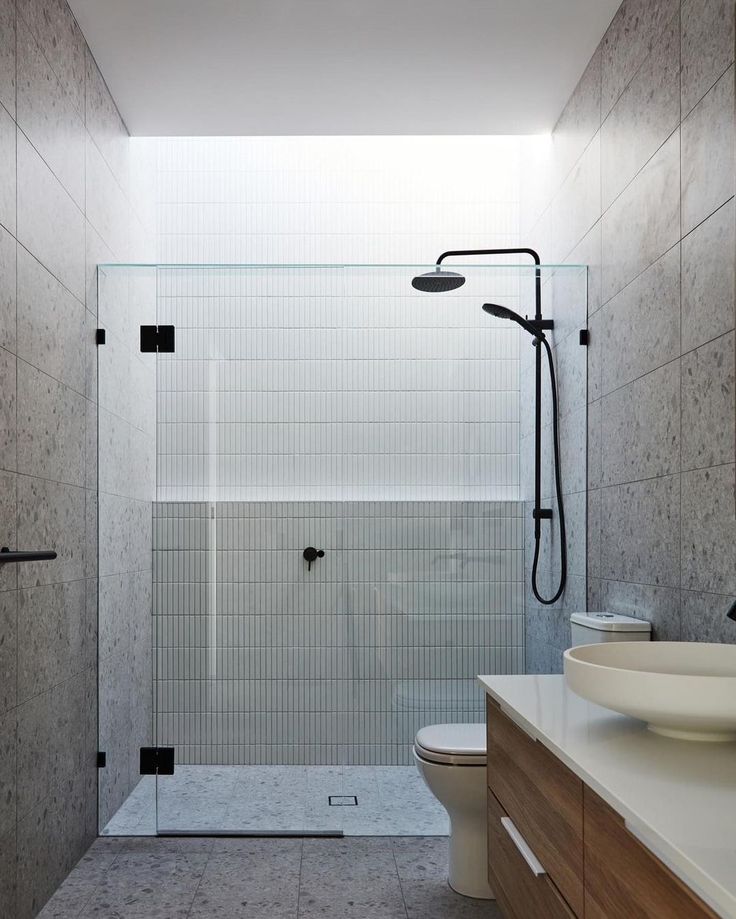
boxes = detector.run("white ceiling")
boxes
[68,0,620,136]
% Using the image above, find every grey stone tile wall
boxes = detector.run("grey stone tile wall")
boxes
[0,1,154,915]
[523,0,736,671]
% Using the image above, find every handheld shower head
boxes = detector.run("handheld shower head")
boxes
[482,302,546,339]
[411,268,466,292]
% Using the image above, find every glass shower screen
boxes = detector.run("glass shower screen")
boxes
[96,262,587,836]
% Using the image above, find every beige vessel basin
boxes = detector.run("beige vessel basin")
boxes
[564,642,736,742]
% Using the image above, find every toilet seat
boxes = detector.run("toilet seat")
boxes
[414,723,487,766]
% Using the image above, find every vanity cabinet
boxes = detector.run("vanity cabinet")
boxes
[486,698,720,919]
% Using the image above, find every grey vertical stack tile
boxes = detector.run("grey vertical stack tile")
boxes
[152,500,524,766]
[523,0,736,670]
[0,0,153,915]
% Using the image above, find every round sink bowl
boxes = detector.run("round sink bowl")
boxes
[564,642,736,742]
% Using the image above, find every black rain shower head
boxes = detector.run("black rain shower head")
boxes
[411,268,466,293]
[482,302,546,340]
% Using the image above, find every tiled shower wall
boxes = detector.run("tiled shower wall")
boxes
[148,137,529,764]
[523,0,736,670]
[0,0,154,915]
[155,135,522,264]
[153,501,524,765]
[155,267,523,502]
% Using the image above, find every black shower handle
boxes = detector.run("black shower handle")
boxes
[303,546,324,571]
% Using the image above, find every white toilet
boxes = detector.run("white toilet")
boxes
[414,611,651,900]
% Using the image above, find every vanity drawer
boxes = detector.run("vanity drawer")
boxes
[488,788,576,919]
[584,788,719,919]
[486,697,584,916]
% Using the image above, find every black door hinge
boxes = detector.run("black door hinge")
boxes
[96,329,106,345]
[140,325,175,353]
[97,751,106,768]
[579,329,590,346]
[140,746,175,775]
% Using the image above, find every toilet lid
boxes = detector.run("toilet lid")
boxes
[414,723,487,766]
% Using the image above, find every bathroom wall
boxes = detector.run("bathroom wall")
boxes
[0,0,154,914]
[523,0,736,670]
[144,138,529,764]
[155,265,522,502]
[155,135,522,264]
[154,500,524,765]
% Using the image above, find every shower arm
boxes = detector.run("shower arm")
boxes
[432,247,562,605]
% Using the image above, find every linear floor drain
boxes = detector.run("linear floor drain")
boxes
[328,795,358,806]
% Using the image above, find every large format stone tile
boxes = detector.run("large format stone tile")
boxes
[601,474,680,587]
[0,105,15,235]
[17,240,86,395]
[681,589,736,643]
[17,360,86,487]
[0,824,15,918]
[601,9,680,211]
[550,46,601,194]
[86,135,130,261]
[599,579,681,640]
[16,16,85,208]
[16,132,85,302]
[681,0,735,116]
[0,589,16,714]
[16,0,85,116]
[681,199,735,353]
[36,844,118,919]
[16,770,94,919]
[391,836,448,880]
[601,359,680,486]
[587,487,601,580]
[86,49,130,193]
[600,245,680,394]
[681,66,735,236]
[600,0,679,118]
[587,398,602,492]
[0,225,15,353]
[17,475,86,587]
[190,850,301,919]
[82,850,207,918]
[681,463,736,595]
[0,345,16,472]
[0,707,15,837]
[536,133,600,264]
[0,471,16,593]
[569,220,602,317]
[0,0,15,117]
[601,129,680,302]
[17,579,87,701]
[299,879,407,919]
[681,331,735,471]
[403,880,500,919]
[586,310,603,404]
[16,675,86,819]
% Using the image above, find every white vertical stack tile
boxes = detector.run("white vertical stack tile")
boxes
[150,135,526,764]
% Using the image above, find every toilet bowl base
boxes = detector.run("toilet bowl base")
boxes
[413,747,494,901]
[448,815,495,900]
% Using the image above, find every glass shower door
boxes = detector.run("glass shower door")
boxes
[98,261,584,838]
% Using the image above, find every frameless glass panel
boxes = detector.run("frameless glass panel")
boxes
[97,266,158,835]
[97,262,587,837]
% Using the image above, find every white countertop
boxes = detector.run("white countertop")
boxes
[477,674,736,919]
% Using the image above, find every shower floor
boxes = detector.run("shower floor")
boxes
[103,765,449,837]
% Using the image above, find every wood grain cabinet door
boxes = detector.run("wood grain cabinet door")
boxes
[487,698,585,916]
[584,788,720,919]
[488,788,577,919]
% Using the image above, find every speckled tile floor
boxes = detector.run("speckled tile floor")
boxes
[103,766,449,837]
[37,837,502,919]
